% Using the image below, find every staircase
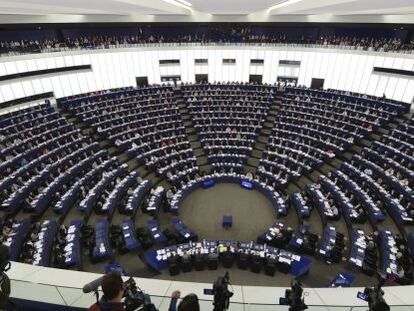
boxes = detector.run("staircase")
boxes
[175,90,210,173]
[246,94,282,172]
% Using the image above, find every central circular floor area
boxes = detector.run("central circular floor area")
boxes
[179,183,276,242]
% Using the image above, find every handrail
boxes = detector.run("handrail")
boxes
[1,42,414,58]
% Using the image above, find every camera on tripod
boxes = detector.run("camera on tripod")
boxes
[206,272,233,311]
[357,273,390,311]
[122,277,156,311]
[83,273,157,311]
[279,279,308,311]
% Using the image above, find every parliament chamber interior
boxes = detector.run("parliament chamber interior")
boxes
[1,1,414,310]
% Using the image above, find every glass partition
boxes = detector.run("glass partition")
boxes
[9,279,414,311]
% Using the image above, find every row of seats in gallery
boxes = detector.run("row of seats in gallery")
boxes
[181,83,277,171]
[60,87,198,184]
[257,87,407,189]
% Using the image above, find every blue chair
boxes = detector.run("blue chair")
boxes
[222,215,233,229]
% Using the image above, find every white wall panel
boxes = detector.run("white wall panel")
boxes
[392,58,405,69]
[68,74,81,95]
[307,52,318,86]
[318,53,329,82]
[10,82,24,99]
[0,63,7,76]
[4,62,17,75]
[313,53,324,78]
[262,50,273,84]
[49,76,62,98]
[96,54,110,90]
[0,47,412,103]
[72,55,84,65]
[25,59,37,72]
[145,51,159,84]
[1,85,14,101]
[297,52,308,86]
[106,54,117,88]
[402,80,414,103]
[366,56,384,96]
[64,56,74,67]
[15,60,28,73]
[209,50,218,82]
[77,73,89,94]
[182,49,194,83]
[236,50,245,82]
[345,54,358,91]
[84,72,97,92]
[269,50,279,84]
[337,54,352,90]
[21,81,35,96]
[123,52,135,87]
[384,77,398,99]
[35,59,47,71]
[31,79,44,95]
[350,55,364,92]
[54,56,65,68]
[130,52,141,84]
[393,78,408,102]
[41,76,54,95]
[375,76,388,97]
[113,53,124,87]
[58,74,72,97]
[46,57,56,69]
[358,55,375,94]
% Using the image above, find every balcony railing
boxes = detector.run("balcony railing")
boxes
[1,42,413,58]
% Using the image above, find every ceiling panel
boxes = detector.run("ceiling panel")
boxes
[186,0,286,14]
[0,0,413,22]
[0,0,185,15]
[286,0,414,15]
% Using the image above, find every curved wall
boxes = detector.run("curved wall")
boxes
[0,45,413,104]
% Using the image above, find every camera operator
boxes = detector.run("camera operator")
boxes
[89,271,125,311]
[168,290,200,311]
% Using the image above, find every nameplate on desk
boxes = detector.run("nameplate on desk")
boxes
[202,179,215,188]
[240,180,253,189]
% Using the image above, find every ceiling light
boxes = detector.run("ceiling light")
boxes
[162,0,192,9]
[175,0,192,6]
[267,0,304,12]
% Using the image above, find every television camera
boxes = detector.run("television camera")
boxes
[212,272,233,311]
[83,274,156,311]
[279,279,308,311]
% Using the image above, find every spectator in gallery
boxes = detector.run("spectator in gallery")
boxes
[168,290,200,311]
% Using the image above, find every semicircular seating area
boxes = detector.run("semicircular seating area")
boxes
[0,82,414,287]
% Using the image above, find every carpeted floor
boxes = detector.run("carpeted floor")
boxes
[172,183,277,241]
[82,182,377,288]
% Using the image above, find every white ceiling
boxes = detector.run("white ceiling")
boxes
[185,0,286,15]
[0,0,413,23]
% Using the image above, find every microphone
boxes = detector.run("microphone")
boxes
[82,276,105,294]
